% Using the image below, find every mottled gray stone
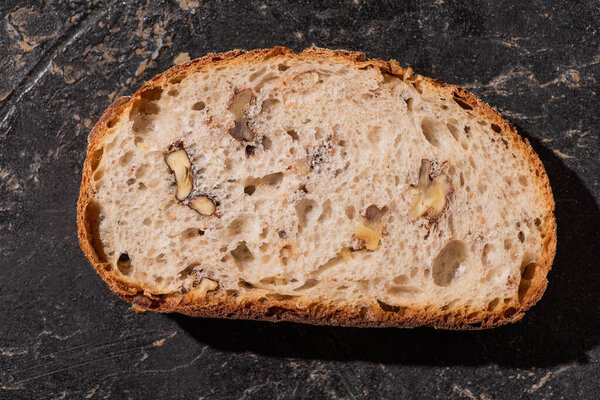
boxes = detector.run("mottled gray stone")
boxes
[0,1,598,399]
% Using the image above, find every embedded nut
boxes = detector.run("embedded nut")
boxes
[188,195,216,216]
[355,223,381,251]
[354,205,389,251]
[228,88,255,142]
[339,247,353,261]
[409,160,453,220]
[183,277,218,304]
[165,142,192,200]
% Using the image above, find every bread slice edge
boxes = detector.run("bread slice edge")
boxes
[77,46,557,329]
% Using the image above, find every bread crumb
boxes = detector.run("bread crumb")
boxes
[174,52,191,66]
[553,149,574,159]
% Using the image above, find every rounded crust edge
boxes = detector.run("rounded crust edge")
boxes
[77,46,557,329]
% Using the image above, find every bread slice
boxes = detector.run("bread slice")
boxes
[77,47,556,329]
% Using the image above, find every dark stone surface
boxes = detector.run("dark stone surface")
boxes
[0,0,598,398]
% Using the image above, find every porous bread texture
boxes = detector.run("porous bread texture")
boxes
[78,47,556,329]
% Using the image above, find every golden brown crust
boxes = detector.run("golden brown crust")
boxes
[77,46,556,329]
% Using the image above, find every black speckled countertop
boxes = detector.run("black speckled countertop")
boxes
[1,1,598,399]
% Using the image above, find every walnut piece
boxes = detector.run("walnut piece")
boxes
[165,142,192,201]
[354,205,389,250]
[183,277,218,305]
[409,160,453,220]
[188,195,216,216]
[339,247,353,261]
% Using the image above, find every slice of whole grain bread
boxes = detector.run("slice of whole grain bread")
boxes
[77,47,556,329]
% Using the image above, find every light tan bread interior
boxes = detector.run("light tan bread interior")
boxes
[80,48,555,327]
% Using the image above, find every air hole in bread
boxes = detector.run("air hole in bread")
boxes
[261,136,272,151]
[504,239,512,250]
[84,201,108,263]
[139,87,163,101]
[259,243,270,253]
[481,243,495,267]
[287,129,299,141]
[487,298,500,311]
[518,231,525,243]
[518,262,537,302]
[249,67,266,82]
[367,126,381,144]
[277,63,290,71]
[377,300,404,314]
[134,164,148,179]
[230,242,254,268]
[259,227,268,240]
[167,88,179,97]
[405,97,414,111]
[296,199,318,233]
[313,254,342,275]
[411,80,423,94]
[518,175,528,186]
[266,294,297,303]
[344,205,355,220]
[491,123,502,133]
[130,98,160,119]
[279,245,292,266]
[446,123,460,142]
[93,167,105,184]
[192,101,205,111]
[292,278,319,292]
[420,117,440,146]
[107,117,118,128]
[244,185,256,195]
[386,285,421,295]
[260,276,288,286]
[453,95,473,110]
[117,253,132,275]
[228,216,249,236]
[469,156,477,170]
[477,181,487,194]
[263,172,283,186]
[116,150,132,167]
[261,98,280,115]
[463,125,471,137]
[126,177,136,186]
[255,74,279,92]
[178,264,198,280]
[318,199,332,222]
[503,307,517,318]
[432,240,467,286]
[182,227,204,238]
[237,279,254,290]
[169,76,184,85]
[132,116,155,134]
[90,148,104,171]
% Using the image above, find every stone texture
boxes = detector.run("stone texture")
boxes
[0,1,598,399]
